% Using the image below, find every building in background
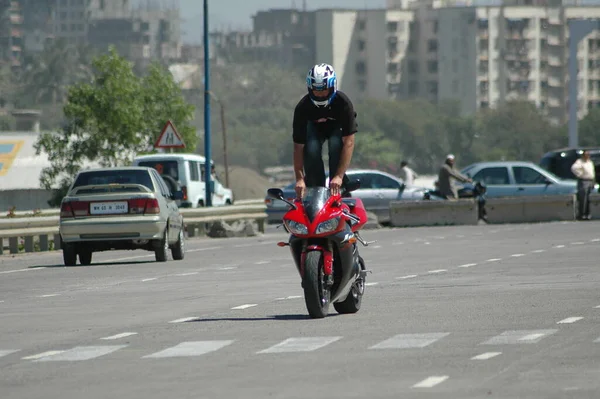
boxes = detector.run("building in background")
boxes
[0,0,23,71]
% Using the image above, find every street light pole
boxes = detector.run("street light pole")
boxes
[203,0,212,207]
[207,91,230,188]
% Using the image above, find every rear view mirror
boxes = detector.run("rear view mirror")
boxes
[267,188,284,199]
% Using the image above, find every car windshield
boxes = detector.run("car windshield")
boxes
[138,160,179,180]
[303,186,330,222]
[72,170,154,191]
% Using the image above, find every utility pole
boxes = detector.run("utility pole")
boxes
[203,0,212,206]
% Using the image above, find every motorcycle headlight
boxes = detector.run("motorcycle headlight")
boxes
[284,220,308,235]
[316,217,340,234]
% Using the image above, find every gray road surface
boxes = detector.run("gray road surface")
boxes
[1,222,599,399]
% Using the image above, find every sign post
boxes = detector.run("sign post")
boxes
[154,120,186,153]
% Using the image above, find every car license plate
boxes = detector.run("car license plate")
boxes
[90,201,128,215]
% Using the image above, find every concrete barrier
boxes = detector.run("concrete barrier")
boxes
[584,193,600,218]
[389,199,478,227]
[486,195,575,224]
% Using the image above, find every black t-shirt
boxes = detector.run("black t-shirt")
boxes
[292,90,358,144]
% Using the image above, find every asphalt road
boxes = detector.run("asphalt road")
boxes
[1,221,599,399]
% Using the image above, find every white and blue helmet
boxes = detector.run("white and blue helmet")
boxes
[306,63,337,107]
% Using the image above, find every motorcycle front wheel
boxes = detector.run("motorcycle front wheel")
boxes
[303,251,330,319]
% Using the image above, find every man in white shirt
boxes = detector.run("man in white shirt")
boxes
[571,150,596,220]
[399,160,418,187]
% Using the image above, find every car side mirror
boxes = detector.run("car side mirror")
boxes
[172,190,184,200]
[267,188,284,199]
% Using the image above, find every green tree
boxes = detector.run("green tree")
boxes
[35,46,197,203]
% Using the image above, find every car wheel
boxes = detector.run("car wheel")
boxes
[78,248,93,266]
[63,243,77,266]
[154,228,169,262]
[171,228,185,261]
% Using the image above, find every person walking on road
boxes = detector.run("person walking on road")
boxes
[399,160,418,186]
[571,150,595,220]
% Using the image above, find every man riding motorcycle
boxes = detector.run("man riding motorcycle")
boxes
[292,63,358,199]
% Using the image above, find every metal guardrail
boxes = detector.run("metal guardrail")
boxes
[0,200,267,256]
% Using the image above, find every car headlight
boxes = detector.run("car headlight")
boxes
[316,217,340,234]
[284,220,308,235]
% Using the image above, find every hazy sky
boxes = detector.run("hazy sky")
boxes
[178,0,387,43]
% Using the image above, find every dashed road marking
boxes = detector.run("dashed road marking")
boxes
[591,238,600,242]
[510,254,525,258]
[0,350,19,358]
[0,267,47,275]
[531,250,545,253]
[557,317,583,324]
[370,333,450,349]
[458,263,477,268]
[231,304,257,310]
[554,245,565,248]
[365,282,379,286]
[428,269,447,274]
[481,330,557,345]
[38,294,60,298]
[258,337,342,354]
[396,274,418,280]
[486,258,501,262]
[413,376,449,388]
[100,332,138,340]
[142,278,158,282]
[254,261,270,265]
[22,350,64,360]
[169,317,201,323]
[571,242,585,245]
[35,346,126,362]
[471,352,502,360]
[143,341,233,358]
[187,246,223,252]
[174,272,198,277]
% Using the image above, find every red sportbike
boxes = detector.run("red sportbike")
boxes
[267,181,371,319]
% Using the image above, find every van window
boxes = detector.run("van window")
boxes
[189,161,200,181]
[138,160,179,180]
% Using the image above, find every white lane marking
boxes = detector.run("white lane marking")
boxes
[557,317,583,324]
[39,294,60,298]
[218,267,237,270]
[531,250,545,253]
[457,235,465,238]
[370,333,450,349]
[0,300,4,303]
[412,376,449,388]
[142,278,158,282]
[0,267,47,275]
[258,337,342,354]
[554,245,565,248]
[591,238,600,242]
[481,330,557,345]
[458,263,477,268]
[100,332,138,340]
[231,304,257,310]
[372,245,382,249]
[187,246,223,252]
[428,269,447,274]
[424,242,431,245]
[571,242,585,245]
[595,305,600,309]
[254,261,270,265]
[594,337,600,343]
[396,274,418,280]
[169,317,201,323]
[392,241,404,245]
[36,346,126,361]
[0,350,19,358]
[365,282,379,286]
[143,341,233,358]
[174,272,198,277]
[108,254,153,262]
[471,352,502,360]
[510,254,525,258]
[22,350,64,360]
[276,295,303,300]
[486,258,501,262]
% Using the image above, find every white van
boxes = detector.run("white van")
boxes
[132,153,234,208]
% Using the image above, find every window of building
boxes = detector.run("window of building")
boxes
[432,20,438,34]
[388,62,399,74]
[387,21,397,33]
[387,36,398,52]
[408,60,418,74]
[356,61,366,75]
[453,80,459,92]
[427,61,438,74]
[357,39,365,51]
[357,19,366,30]
[428,81,438,95]
[358,80,366,92]
[428,39,437,52]
[408,40,417,53]
[454,59,460,73]
[409,80,418,95]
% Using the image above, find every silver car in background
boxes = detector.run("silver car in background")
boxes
[265,169,428,224]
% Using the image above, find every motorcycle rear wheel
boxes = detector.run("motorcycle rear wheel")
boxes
[303,251,330,319]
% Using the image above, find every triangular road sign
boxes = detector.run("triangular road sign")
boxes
[154,120,186,149]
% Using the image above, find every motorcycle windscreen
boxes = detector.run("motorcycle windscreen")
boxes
[302,187,330,222]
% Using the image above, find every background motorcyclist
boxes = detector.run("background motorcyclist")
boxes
[437,154,472,199]
[292,63,358,199]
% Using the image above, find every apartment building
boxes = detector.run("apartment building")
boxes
[0,0,23,70]
[315,9,414,101]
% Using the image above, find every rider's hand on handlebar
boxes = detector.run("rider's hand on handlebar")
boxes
[295,178,306,200]
[330,175,343,196]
